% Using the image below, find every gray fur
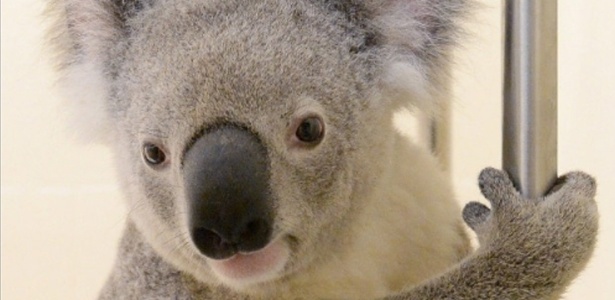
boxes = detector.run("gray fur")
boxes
[386,168,599,300]
[46,0,598,299]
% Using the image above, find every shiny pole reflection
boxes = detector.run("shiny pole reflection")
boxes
[503,0,558,198]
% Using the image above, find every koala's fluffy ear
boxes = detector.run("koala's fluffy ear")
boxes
[46,0,142,142]
[364,0,471,113]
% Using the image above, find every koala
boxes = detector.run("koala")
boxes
[46,0,599,299]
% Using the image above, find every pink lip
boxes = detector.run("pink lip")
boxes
[207,238,289,284]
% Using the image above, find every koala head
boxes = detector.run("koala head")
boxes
[48,0,467,293]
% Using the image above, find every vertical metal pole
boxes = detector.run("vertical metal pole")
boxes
[503,0,558,198]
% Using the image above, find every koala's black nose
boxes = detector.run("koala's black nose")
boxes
[183,126,273,260]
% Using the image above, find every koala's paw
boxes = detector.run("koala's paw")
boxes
[462,168,598,283]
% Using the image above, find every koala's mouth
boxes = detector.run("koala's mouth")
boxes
[206,237,289,287]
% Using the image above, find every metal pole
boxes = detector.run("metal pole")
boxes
[503,0,558,198]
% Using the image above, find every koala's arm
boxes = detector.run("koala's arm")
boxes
[98,222,197,300]
[385,168,598,300]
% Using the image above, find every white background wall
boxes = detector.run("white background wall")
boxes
[2,0,614,299]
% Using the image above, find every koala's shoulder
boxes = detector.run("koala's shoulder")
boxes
[98,223,191,299]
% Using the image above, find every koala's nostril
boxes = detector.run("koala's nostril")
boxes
[240,220,267,241]
[190,219,272,259]
[191,227,237,260]
[237,219,271,253]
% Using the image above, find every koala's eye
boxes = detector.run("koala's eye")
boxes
[295,116,324,144]
[142,143,167,166]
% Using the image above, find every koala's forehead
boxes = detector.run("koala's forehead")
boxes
[116,0,378,133]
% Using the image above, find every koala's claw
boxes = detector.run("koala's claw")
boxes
[465,167,598,263]
[463,168,598,250]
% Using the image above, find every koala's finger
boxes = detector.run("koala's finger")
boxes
[546,171,597,199]
[478,167,520,208]
[462,201,491,231]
